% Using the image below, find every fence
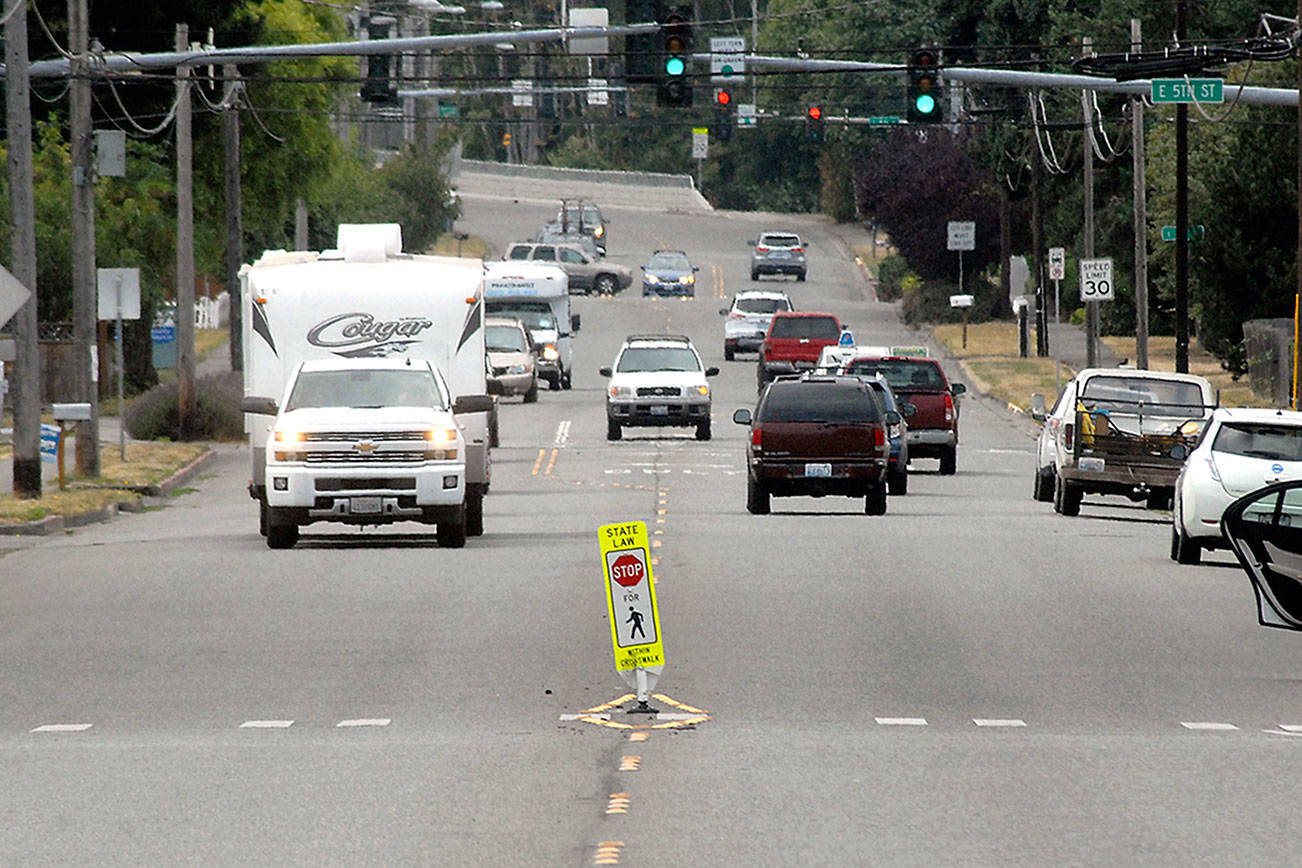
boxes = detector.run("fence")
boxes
[1243,318,1292,407]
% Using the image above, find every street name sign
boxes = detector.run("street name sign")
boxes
[710,36,745,82]
[737,103,757,127]
[1151,79,1223,104]
[599,521,665,677]
[868,116,902,125]
[1079,258,1114,302]
[1161,224,1205,242]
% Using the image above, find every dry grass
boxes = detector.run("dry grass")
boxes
[0,441,208,524]
[427,233,492,259]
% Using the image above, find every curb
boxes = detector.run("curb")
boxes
[0,447,218,537]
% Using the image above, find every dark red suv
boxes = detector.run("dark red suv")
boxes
[757,311,843,392]
[732,376,895,515]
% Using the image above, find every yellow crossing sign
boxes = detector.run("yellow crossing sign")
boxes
[598,521,664,672]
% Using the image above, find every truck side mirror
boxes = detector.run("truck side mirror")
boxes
[571,314,581,332]
[240,396,279,416]
[453,394,495,414]
[902,403,917,418]
[951,383,966,396]
[1030,392,1047,421]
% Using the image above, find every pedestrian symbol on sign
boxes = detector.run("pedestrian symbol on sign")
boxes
[598,522,665,692]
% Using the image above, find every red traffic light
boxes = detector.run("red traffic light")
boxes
[715,88,732,107]
[910,48,937,69]
[807,105,823,121]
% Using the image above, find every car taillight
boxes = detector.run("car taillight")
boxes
[756,246,769,252]
[792,247,804,253]
[874,427,885,448]
[1064,422,1074,451]
[751,427,763,450]
[729,312,744,319]
[944,392,954,422]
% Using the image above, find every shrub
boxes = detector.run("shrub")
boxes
[876,254,914,302]
[124,371,245,441]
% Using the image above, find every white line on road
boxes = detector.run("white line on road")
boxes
[239,720,294,729]
[1181,722,1238,731]
[1280,724,1302,733]
[555,420,570,446]
[31,723,92,733]
[974,719,1027,727]
[875,717,928,726]
[337,719,391,728]
[559,713,610,721]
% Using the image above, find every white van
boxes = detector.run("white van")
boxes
[483,261,580,390]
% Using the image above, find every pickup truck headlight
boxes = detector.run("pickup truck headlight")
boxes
[540,344,559,362]
[274,427,304,443]
[507,363,528,375]
[425,427,458,444]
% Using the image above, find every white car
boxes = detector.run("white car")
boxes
[600,335,719,441]
[720,290,793,360]
[1171,407,1302,564]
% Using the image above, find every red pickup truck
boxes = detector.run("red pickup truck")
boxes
[843,355,966,474]
[757,311,844,392]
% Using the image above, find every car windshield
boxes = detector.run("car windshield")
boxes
[486,301,555,332]
[1212,422,1302,461]
[760,384,879,423]
[485,325,528,352]
[846,359,943,390]
[1079,375,1207,416]
[649,252,690,271]
[770,316,839,340]
[736,297,791,315]
[286,369,445,411]
[761,234,800,247]
[616,347,700,373]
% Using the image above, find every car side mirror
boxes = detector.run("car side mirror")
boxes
[733,408,752,425]
[1030,392,1047,422]
[719,309,728,316]
[240,396,279,416]
[453,394,495,414]
[571,314,581,332]
[951,383,967,396]
[705,367,720,377]
[693,265,700,272]
[599,367,613,378]
[747,240,757,247]
[640,265,647,271]
[884,410,901,426]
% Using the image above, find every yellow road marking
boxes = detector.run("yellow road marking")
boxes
[628,731,649,742]
[545,448,559,475]
[531,449,545,475]
[594,841,625,865]
[568,693,712,731]
[619,755,641,771]
[606,793,632,814]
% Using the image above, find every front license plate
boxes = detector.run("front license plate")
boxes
[350,496,382,514]
[805,463,833,478]
[650,405,669,416]
[1078,457,1106,472]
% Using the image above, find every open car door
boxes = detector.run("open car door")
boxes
[1222,480,1302,630]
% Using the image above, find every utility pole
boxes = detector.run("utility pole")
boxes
[1082,38,1097,368]
[1174,0,1190,373]
[176,23,196,437]
[1030,103,1046,357]
[1296,0,1302,408]
[7,0,42,497]
[1131,19,1150,370]
[70,0,100,476]
[223,65,244,373]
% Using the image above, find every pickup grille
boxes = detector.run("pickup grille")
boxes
[637,386,682,397]
[304,450,429,464]
[302,430,428,442]
[314,477,418,491]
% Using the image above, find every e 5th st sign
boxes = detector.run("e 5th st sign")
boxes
[1151,79,1224,104]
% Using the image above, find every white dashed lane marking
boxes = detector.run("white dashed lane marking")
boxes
[337,718,391,728]
[974,719,1027,728]
[31,723,92,733]
[239,720,295,729]
[875,717,928,726]
[1181,722,1238,731]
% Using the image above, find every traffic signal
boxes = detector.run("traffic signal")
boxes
[714,88,733,142]
[624,0,658,83]
[907,48,942,123]
[360,18,398,105]
[805,105,824,143]
[655,3,692,107]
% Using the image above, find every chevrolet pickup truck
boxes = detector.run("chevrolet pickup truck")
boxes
[757,311,844,392]
[1032,368,1216,516]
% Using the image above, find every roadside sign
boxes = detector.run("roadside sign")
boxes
[586,78,608,106]
[709,36,745,82]
[737,103,757,127]
[511,79,532,107]
[838,329,855,346]
[1079,258,1114,302]
[39,423,59,463]
[0,264,32,329]
[691,128,709,159]
[947,221,975,251]
[437,104,459,118]
[1048,247,1066,281]
[950,294,974,308]
[97,267,141,321]
[1161,224,1205,242]
[567,7,609,55]
[1151,78,1223,104]
[868,116,902,125]
[599,522,665,678]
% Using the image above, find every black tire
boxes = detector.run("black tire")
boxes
[437,506,467,548]
[796,270,807,282]
[523,377,539,404]
[466,492,484,537]
[1057,475,1082,517]
[265,509,299,549]
[607,419,622,441]
[258,498,269,537]
[1173,523,1202,565]
[750,271,759,281]
[489,412,500,448]
[865,482,888,515]
[746,476,770,515]
[696,419,711,441]
[561,371,572,390]
[1033,467,1055,502]
[888,467,908,496]
[757,366,771,394]
[548,375,561,392]
[939,447,957,476]
[1146,490,1172,511]
[594,274,617,295]
[724,344,735,361]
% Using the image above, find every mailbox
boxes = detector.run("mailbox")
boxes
[52,402,92,422]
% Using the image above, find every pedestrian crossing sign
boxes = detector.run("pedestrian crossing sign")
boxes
[598,521,665,671]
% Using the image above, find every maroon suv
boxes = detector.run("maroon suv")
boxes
[733,375,895,515]
[843,355,966,474]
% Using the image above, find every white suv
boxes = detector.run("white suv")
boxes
[720,289,793,360]
[600,335,719,441]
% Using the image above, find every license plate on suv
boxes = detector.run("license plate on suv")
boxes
[804,463,832,478]
[650,405,669,416]
[350,496,382,514]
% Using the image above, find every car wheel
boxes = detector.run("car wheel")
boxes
[258,498,269,537]
[561,371,572,390]
[466,492,484,537]
[797,270,807,282]
[1172,523,1202,565]
[1146,490,1172,510]
[939,447,957,475]
[724,344,735,361]
[865,482,888,515]
[594,274,617,295]
[265,508,299,549]
[1057,475,1082,517]
[1033,467,1054,502]
[607,419,622,441]
[489,411,500,448]
[523,376,539,404]
[746,476,770,515]
[437,506,467,548]
[548,374,561,392]
[750,271,759,281]
[888,467,908,496]
[696,419,711,441]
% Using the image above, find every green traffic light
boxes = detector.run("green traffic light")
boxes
[914,93,936,115]
[665,56,686,76]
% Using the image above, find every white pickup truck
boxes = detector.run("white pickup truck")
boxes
[1032,368,1216,516]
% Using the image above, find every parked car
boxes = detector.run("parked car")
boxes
[1171,407,1302,564]
[503,241,631,295]
[641,250,698,298]
[757,311,845,391]
[600,334,718,441]
[749,231,807,281]
[720,290,794,360]
[733,375,895,515]
[484,316,538,403]
[843,354,965,475]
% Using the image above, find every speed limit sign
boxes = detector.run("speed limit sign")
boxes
[1078,258,1114,302]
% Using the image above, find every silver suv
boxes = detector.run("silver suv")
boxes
[599,335,719,441]
[750,231,807,281]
